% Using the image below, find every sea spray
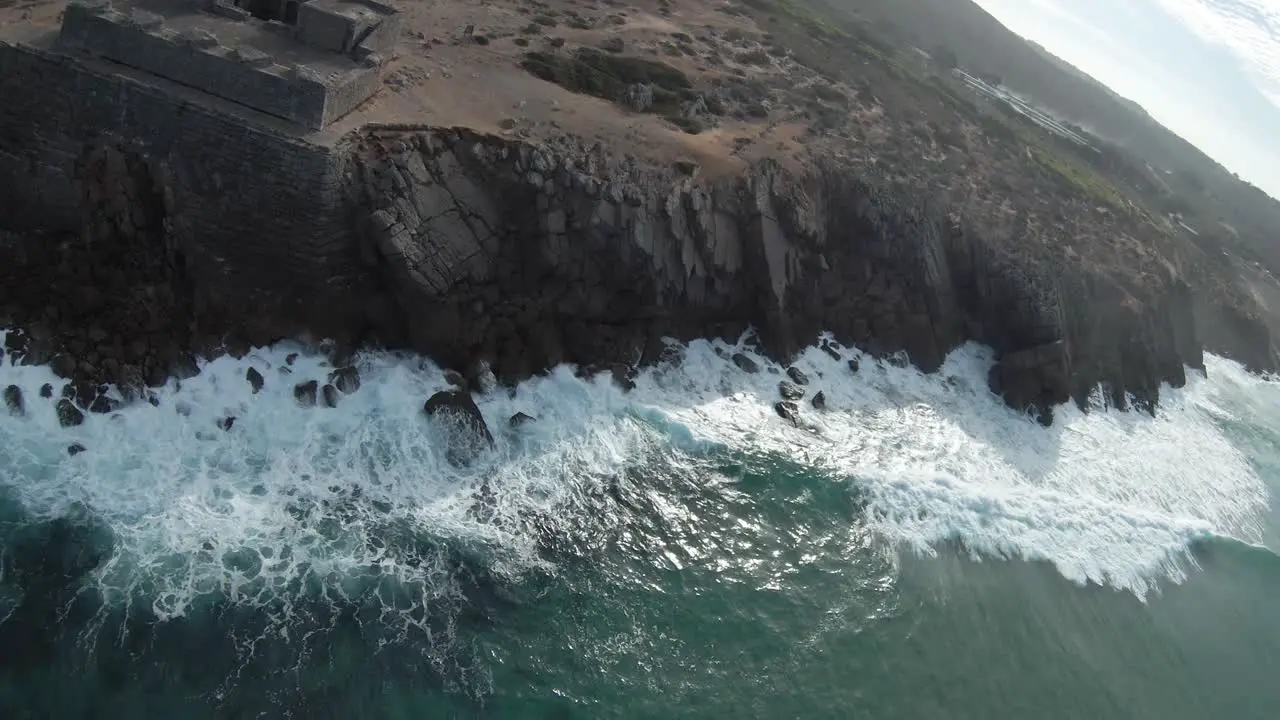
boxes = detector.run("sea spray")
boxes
[0,329,1273,615]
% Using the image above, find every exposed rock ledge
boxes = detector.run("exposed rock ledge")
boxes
[2,127,1275,425]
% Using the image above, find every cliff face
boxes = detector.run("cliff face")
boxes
[0,44,1273,423]
[349,128,1274,421]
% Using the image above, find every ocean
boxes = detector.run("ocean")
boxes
[1,331,1278,718]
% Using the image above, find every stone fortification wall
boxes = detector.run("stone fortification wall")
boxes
[57,0,379,130]
[296,0,402,58]
[0,41,371,347]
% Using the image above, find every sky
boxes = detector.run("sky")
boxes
[971,0,1280,199]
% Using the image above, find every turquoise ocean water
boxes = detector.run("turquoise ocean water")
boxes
[1,331,1278,718]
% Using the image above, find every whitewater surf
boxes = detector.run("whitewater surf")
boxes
[2,329,1278,716]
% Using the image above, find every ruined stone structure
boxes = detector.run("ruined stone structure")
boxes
[55,0,399,129]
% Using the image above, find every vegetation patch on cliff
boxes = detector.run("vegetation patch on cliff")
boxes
[520,49,712,133]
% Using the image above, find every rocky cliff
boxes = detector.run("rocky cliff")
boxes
[8,119,1270,425]
[1,41,1274,424]
[348,127,1275,422]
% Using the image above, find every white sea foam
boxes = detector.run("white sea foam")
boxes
[0,330,1275,604]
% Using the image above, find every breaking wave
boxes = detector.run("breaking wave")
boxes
[0,329,1276,704]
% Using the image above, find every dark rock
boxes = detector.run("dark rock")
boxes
[600,36,625,53]
[424,390,494,464]
[774,400,799,424]
[294,380,319,407]
[6,511,114,590]
[811,390,827,410]
[88,394,119,414]
[848,358,860,373]
[786,366,810,385]
[67,443,86,456]
[778,380,805,401]
[39,383,53,398]
[3,329,28,361]
[224,334,250,359]
[3,384,23,416]
[468,359,497,394]
[611,363,637,392]
[50,353,76,379]
[989,340,1070,422]
[444,369,467,389]
[172,354,200,380]
[322,383,340,408]
[246,367,265,394]
[147,393,160,407]
[56,399,84,427]
[732,352,760,373]
[821,342,841,361]
[330,366,361,394]
[509,411,537,428]
[286,353,299,366]
[216,416,236,431]
[623,83,654,112]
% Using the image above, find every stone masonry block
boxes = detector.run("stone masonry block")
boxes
[231,46,274,68]
[126,9,164,30]
[178,29,220,49]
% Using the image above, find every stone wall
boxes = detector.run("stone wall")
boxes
[321,59,383,127]
[57,0,379,130]
[296,2,354,53]
[0,41,371,348]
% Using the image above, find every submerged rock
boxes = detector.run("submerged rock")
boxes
[56,398,84,427]
[811,390,827,410]
[509,411,536,428]
[330,366,361,394]
[774,400,799,424]
[6,510,115,590]
[321,383,340,408]
[246,367,265,394]
[611,363,637,392]
[3,384,23,416]
[216,416,236,431]
[294,380,318,407]
[88,394,120,414]
[67,443,86,456]
[786,366,810,385]
[468,359,498,394]
[778,380,805,401]
[848,358,860,373]
[732,352,760,373]
[444,369,467,389]
[424,390,494,464]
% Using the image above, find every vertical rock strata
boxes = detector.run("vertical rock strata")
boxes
[1,114,1272,422]
[352,128,1272,421]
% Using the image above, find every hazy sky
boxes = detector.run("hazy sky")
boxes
[972,0,1280,199]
